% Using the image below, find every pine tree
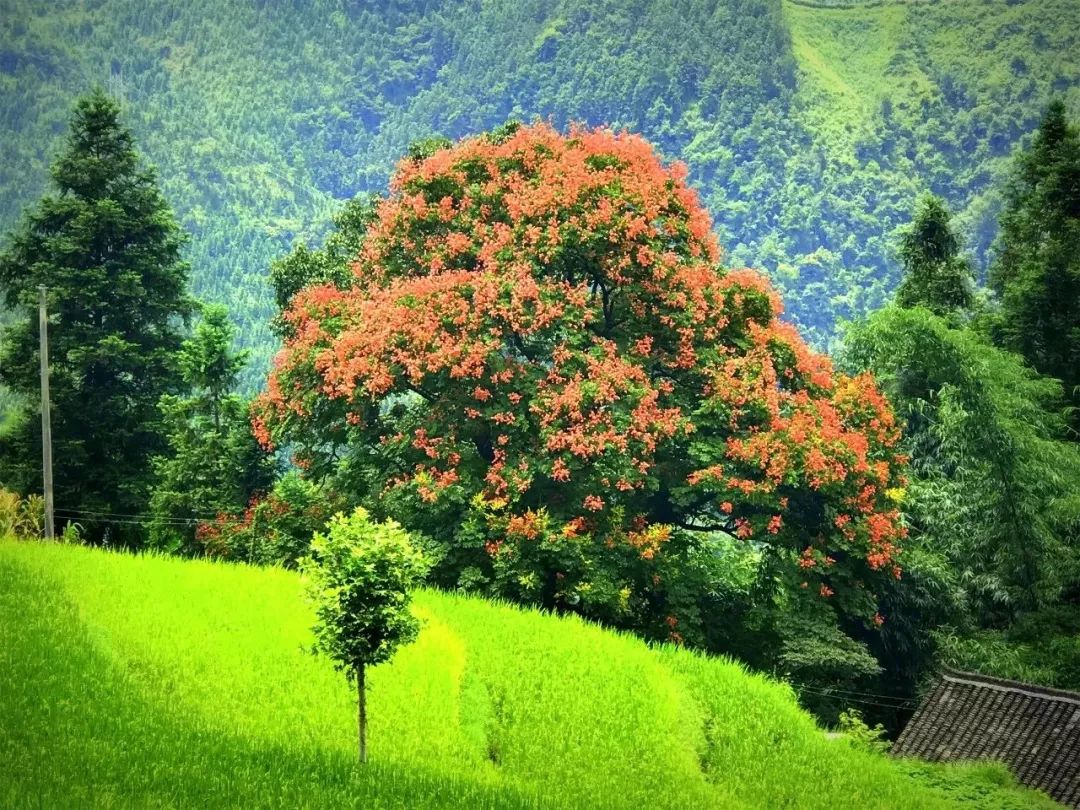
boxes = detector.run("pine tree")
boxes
[991,100,1080,419]
[0,88,195,544]
[894,194,973,317]
[149,304,275,554]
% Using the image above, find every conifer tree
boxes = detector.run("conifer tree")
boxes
[991,100,1080,418]
[0,88,194,543]
[149,304,275,554]
[894,194,974,317]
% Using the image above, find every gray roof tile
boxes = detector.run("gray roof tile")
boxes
[893,669,1080,807]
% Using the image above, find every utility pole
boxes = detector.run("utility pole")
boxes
[38,285,55,540]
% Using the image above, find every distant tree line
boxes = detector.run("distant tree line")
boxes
[0,0,1076,381]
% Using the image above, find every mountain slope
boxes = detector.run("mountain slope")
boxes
[776,0,1080,343]
[0,0,1077,381]
[0,539,1060,809]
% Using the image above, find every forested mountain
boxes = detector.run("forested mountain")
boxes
[1,0,1078,383]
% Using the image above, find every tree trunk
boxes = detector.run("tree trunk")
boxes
[357,662,367,764]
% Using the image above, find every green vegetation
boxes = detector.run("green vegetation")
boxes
[894,195,974,316]
[301,508,429,763]
[1,9,1079,799]
[2,0,1077,374]
[826,101,1080,702]
[780,0,1080,344]
[844,305,1080,611]
[0,488,42,538]
[990,99,1080,421]
[192,471,344,568]
[0,89,194,544]
[0,539,1060,809]
[840,306,1080,701]
[832,102,1080,698]
[268,193,376,339]
[149,303,275,554]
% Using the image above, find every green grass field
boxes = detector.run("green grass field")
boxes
[0,540,1060,809]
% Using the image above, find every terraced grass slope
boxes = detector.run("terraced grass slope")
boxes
[0,540,1059,809]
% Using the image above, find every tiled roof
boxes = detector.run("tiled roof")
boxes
[893,669,1080,808]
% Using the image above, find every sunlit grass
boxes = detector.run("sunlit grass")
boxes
[0,540,1058,808]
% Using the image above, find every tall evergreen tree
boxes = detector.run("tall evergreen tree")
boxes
[0,88,194,544]
[991,100,1080,419]
[150,304,275,554]
[894,194,973,316]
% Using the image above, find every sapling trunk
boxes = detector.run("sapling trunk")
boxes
[357,662,367,764]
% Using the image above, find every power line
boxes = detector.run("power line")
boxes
[790,684,917,711]
[791,682,919,704]
[795,692,915,711]
[791,682,917,704]
[54,505,228,521]
[55,510,202,525]
[54,508,249,528]
[55,514,185,528]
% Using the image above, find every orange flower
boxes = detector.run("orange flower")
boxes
[583,495,605,512]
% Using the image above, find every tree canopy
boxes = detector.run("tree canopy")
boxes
[255,123,907,634]
[149,304,274,553]
[991,99,1080,419]
[843,306,1080,622]
[894,195,974,317]
[300,507,428,762]
[2,0,1076,380]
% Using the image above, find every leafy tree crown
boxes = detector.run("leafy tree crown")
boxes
[300,508,429,671]
[179,303,248,396]
[990,99,1080,411]
[894,194,973,316]
[257,124,907,624]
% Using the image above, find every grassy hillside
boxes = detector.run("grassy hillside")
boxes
[1,0,1077,384]
[0,539,1060,809]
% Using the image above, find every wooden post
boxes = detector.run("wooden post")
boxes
[248,503,258,563]
[38,286,55,541]
[357,663,367,764]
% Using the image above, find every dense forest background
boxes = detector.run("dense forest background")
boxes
[1,0,1078,385]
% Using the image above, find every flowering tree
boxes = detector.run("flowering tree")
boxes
[255,123,906,633]
[194,472,343,567]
